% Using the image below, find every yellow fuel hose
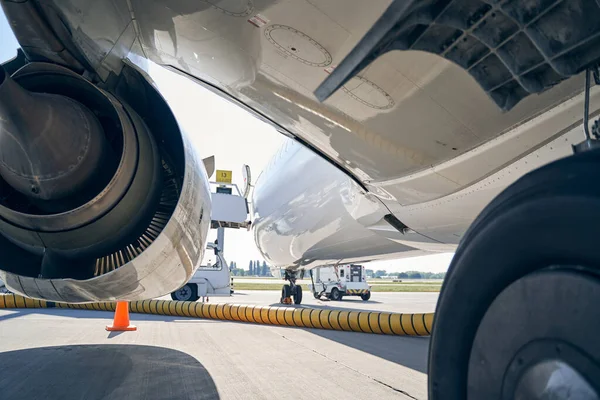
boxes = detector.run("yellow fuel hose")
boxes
[0,294,433,336]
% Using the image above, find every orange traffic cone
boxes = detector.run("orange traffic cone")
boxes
[106,301,137,331]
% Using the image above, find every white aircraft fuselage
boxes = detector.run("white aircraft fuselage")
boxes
[253,87,599,271]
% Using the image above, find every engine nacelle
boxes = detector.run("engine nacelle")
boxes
[0,61,211,303]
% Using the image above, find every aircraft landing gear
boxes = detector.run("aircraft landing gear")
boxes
[429,73,600,398]
[572,66,600,153]
[280,270,303,305]
[280,285,292,304]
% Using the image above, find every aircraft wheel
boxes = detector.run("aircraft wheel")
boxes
[171,284,198,302]
[330,288,342,301]
[360,292,371,301]
[280,284,291,303]
[293,285,303,304]
[429,149,600,399]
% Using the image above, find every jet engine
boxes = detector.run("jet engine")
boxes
[0,60,211,303]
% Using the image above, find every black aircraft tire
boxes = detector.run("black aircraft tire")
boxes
[293,285,303,304]
[429,149,600,399]
[280,284,291,303]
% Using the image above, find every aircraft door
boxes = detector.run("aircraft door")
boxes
[350,265,362,283]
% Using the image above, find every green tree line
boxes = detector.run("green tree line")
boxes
[229,260,273,277]
[366,269,446,279]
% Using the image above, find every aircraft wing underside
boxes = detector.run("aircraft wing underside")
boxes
[3,0,599,195]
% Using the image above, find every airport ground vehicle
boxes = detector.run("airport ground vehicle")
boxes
[308,265,371,301]
[171,242,231,302]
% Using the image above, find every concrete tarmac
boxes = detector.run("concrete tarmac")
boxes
[173,290,439,314]
[0,292,436,400]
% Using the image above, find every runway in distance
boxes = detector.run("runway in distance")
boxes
[1,1,600,398]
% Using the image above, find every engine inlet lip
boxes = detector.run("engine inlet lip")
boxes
[0,64,139,233]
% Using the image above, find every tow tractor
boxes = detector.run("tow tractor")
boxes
[308,264,372,301]
[170,164,252,302]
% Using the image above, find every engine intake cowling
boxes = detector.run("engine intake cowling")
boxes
[0,62,211,303]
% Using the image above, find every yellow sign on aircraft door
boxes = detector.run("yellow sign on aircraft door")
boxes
[216,170,232,184]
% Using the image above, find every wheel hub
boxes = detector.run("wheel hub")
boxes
[468,269,600,399]
[513,356,597,399]
[178,287,191,299]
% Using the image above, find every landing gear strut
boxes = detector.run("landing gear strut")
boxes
[573,65,600,153]
[280,270,303,305]
[429,67,600,399]
[309,270,325,300]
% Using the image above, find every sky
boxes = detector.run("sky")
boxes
[146,64,285,268]
[0,10,453,273]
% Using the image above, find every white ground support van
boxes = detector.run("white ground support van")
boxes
[171,242,231,301]
[308,264,372,301]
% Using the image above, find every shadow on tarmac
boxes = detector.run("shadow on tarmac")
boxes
[107,330,126,339]
[0,309,27,323]
[262,303,429,373]
[0,308,232,323]
[316,298,384,305]
[0,309,429,375]
[268,302,386,313]
[306,328,429,374]
[0,344,220,400]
